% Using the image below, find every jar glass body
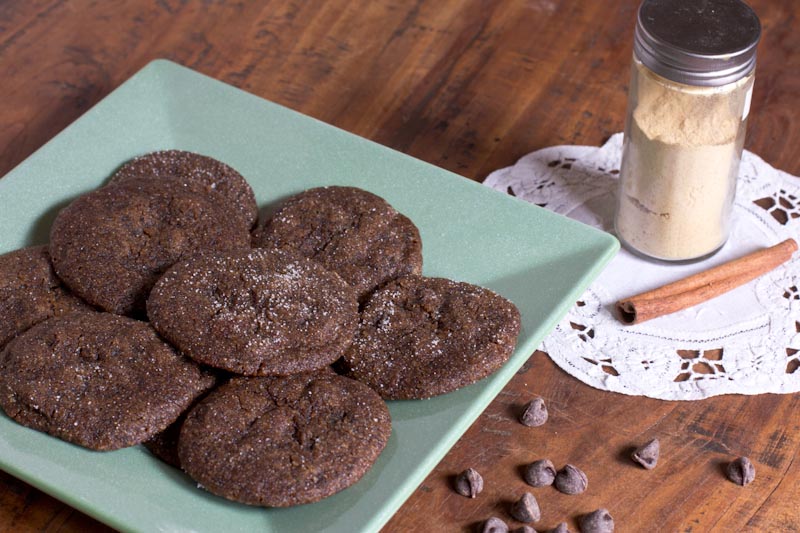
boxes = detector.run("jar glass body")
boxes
[615,57,754,262]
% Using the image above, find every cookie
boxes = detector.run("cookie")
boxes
[144,368,336,468]
[253,186,422,302]
[178,373,391,507]
[50,179,250,315]
[147,248,358,376]
[0,312,215,451]
[110,149,258,229]
[0,245,91,350]
[343,276,521,399]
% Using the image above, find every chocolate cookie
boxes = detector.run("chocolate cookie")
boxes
[178,373,391,507]
[0,312,215,451]
[253,186,422,302]
[343,276,521,399]
[144,368,335,468]
[0,245,91,350]
[147,248,358,376]
[110,150,258,229]
[50,179,250,315]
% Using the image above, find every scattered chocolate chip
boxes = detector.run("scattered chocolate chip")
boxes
[482,516,509,533]
[512,526,538,533]
[727,457,755,486]
[524,459,556,487]
[455,467,484,498]
[520,398,548,427]
[554,464,588,495]
[510,492,541,523]
[579,509,614,533]
[631,438,660,470]
[548,523,570,533]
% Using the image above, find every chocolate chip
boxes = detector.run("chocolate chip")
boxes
[520,398,548,427]
[548,523,570,533]
[579,509,614,532]
[512,527,538,533]
[554,464,588,495]
[455,467,484,497]
[510,492,541,523]
[631,438,660,470]
[482,516,509,533]
[726,457,755,486]
[524,459,556,487]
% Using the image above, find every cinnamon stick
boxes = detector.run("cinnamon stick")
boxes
[616,238,798,325]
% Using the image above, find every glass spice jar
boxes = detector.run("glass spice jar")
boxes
[615,0,761,262]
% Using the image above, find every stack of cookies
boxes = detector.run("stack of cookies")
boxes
[0,150,520,507]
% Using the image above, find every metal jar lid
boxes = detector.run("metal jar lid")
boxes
[634,0,761,86]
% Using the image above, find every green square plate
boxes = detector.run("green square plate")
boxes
[0,60,618,533]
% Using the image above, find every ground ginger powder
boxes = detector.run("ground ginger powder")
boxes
[616,61,752,261]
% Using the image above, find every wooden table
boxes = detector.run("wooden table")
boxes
[2,1,799,531]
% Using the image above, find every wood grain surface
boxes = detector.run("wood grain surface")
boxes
[1,1,799,531]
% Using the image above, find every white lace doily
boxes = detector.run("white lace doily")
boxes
[484,133,800,400]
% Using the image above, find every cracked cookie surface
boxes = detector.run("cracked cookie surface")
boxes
[178,373,391,507]
[0,312,214,450]
[50,178,250,316]
[253,186,422,302]
[110,149,258,230]
[0,245,91,350]
[343,275,521,399]
[147,248,358,375]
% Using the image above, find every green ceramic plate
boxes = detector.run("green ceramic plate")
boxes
[0,60,618,533]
